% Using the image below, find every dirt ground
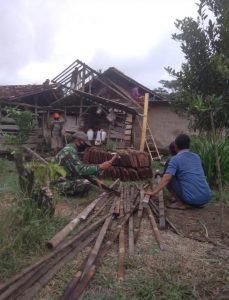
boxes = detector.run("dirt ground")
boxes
[166,202,229,246]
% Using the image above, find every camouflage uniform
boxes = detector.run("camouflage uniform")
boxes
[54,144,100,196]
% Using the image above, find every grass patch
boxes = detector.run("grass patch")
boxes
[84,267,197,300]
[0,196,68,280]
[0,158,19,194]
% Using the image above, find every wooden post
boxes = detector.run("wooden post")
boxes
[140,93,149,151]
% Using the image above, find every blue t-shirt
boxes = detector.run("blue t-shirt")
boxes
[166,150,212,205]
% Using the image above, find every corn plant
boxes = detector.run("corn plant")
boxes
[191,137,229,187]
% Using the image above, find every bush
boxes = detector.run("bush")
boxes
[191,137,229,187]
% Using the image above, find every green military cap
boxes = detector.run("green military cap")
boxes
[72,131,91,146]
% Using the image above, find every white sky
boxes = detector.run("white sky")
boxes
[0,0,198,88]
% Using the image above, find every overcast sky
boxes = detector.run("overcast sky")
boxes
[0,0,198,89]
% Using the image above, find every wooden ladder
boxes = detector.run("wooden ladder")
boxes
[137,117,161,161]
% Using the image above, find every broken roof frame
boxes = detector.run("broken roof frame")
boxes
[51,59,147,115]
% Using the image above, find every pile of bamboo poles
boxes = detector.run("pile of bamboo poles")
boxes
[0,180,179,300]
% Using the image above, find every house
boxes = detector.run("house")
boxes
[0,59,191,154]
[0,83,62,152]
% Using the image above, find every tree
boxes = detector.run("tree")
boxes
[161,0,229,132]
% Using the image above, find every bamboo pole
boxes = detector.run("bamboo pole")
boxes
[128,214,134,256]
[118,187,125,280]
[81,200,116,277]
[128,186,135,256]
[147,205,163,250]
[139,93,149,151]
[149,200,181,235]
[155,175,166,229]
[134,190,144,243]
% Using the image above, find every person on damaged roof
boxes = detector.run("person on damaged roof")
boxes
[53,131,112,196]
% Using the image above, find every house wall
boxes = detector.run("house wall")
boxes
[134,103,192,149]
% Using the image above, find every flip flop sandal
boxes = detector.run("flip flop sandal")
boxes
[166,203,190,210]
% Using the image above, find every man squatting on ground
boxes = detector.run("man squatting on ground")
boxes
[146,134,212,209]
[53,131,112,196]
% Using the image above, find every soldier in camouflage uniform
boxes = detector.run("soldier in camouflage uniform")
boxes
[54,131,112,196]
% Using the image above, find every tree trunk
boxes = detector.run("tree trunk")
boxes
[14,151,34,196]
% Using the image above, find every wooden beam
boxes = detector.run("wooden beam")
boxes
[140,93,149,151]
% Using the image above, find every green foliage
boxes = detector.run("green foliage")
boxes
[191,136,229,187]
[4,108,35,145]
[25,161,66,185]
[104,140,117,152]
[0,196,68,280]
[161,0,229,132]
[187,94,228,132]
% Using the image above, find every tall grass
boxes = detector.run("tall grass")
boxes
[191,137,229,187]
[0,196,68,280]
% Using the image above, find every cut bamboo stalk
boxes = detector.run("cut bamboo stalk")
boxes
[134,190,144,244]
[149,200,181,235]
[156,175,166,229]
[142,194,150,207]
[119,186,124,218]
[113,195,121,218]
[117,225,125,280]
[67,265,96,300]
[61,253,90,300]
[147,205,163,250]
[128,214,134,256]
[118,189,125,280]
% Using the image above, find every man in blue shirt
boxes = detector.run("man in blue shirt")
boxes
[146,134,212,209]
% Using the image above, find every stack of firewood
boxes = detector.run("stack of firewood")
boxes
[83,147,152,181]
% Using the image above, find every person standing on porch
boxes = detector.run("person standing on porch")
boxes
[50,112,64,156]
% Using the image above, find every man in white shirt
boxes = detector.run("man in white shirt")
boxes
[87,128,94,143]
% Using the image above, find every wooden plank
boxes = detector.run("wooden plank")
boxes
[134,190,144,244]
[118,186,125,280]
[124,129,132,135]
[125,124,133,130]
[140,93,149,151]
[147,205,163,250]
[156,176,166,229]
[126,113,133,121]
[124,135,131,141]
[110,132,125,139]
[128,214,134,256]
